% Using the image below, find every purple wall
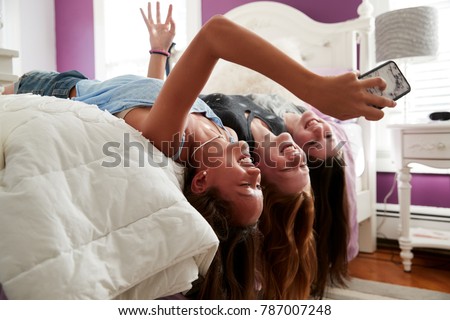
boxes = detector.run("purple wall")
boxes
[55,0,95,78]
[377,172,450,208]
[201,0,361,23]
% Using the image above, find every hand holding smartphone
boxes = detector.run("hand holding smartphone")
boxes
[359,60,411,102]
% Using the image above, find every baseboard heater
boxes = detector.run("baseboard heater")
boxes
[375,203,450,240]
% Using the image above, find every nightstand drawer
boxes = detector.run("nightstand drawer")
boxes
[403,133,450,159]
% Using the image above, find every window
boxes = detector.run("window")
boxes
[406,1,450,112]
[93,0,201,80]
[375,1,450,174]
[383,0,450,123]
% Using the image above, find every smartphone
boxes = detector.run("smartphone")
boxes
[359,60,411,101]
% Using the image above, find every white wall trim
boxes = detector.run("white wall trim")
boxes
[376,203,450,240]
[185,0,202,46]
[376,203,450,219]
[93,0,106,80]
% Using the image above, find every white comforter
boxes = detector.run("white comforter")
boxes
[0,94,219,299]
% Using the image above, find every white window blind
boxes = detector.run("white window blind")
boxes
[376,0,450,174]
[93,0,200,80]
[390,1,450,117]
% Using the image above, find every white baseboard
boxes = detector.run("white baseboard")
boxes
[375,203,450,240]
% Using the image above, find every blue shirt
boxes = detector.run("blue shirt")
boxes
[74,75,234,160]
[74,74,225,127]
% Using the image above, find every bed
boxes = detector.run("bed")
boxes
[0,0,378,300]
[0,94,219,299]
[200,0,378,255]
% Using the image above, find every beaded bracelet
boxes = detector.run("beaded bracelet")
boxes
[149,49,171,57]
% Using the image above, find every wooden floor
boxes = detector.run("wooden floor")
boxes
[348,240,450,294]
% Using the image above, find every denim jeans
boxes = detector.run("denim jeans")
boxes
[16,70,87,98]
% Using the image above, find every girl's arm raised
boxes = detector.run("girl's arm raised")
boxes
[141,2,175,80]
[138,15,395,155]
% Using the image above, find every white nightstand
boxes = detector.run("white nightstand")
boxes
[387,122,450,272]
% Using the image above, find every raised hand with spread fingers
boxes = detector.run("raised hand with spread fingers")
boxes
[140,1,176,79]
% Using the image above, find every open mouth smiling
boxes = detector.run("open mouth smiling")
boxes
[305,118,321,129]
[280,143,300,155]
[238,156,255,167]
[279,143,308,168]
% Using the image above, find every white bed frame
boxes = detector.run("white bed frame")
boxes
[222,0,378,252]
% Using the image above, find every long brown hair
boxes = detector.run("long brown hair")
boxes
[308,154,349,298]
[258,184,316,299]
[183,166,263,299]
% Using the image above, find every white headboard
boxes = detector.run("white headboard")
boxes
[223,1,375,71]
[202,1,376,102]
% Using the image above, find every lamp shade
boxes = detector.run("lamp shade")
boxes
[375,6,439,62]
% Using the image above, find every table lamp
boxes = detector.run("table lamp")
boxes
[376,6,439,62]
